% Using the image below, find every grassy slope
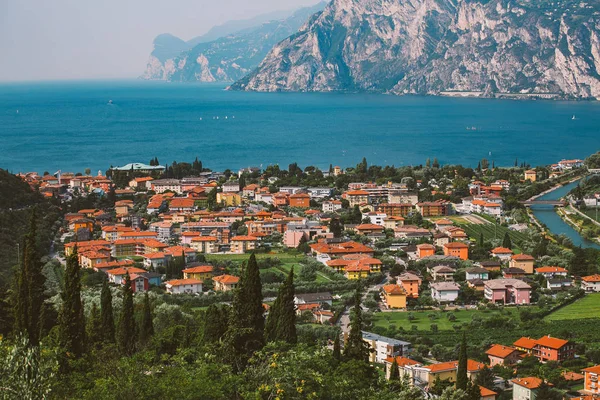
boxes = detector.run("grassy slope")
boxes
[545,293,600,321]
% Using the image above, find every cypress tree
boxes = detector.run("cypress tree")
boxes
[265,267,296,344]
[100,277,115,343]
[502,232,512,249]
[343,286,370,362]
[479,232,485,248]
[224,253,264,370]
[14,210,46,345]
[118,274,136,355]
[456,332,468,390]
[333,334,341,361]
[87,303,102,349]
[465,381,481,400]
[202,304,229,344]
[389,358,400,381]
[59,250,86,356]
[139,292,154,345]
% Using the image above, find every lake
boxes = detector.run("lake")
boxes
[1,80,600,174]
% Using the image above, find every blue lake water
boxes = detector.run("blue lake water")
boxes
[1,80,600,174]
[531,180,600,249]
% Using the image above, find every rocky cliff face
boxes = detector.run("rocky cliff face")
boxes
[230,0,600,99]
[142,3,326,82]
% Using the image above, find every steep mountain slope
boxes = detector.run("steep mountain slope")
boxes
[231,0,600,99]
[143,2,326,82]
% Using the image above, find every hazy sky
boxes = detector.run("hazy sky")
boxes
[0,0,319,82]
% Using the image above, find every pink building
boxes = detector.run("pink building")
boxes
[180,231,201,245]
[484,279,531,304]
[284,231,306,248]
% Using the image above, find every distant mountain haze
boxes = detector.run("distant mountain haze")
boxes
[142,2,327,82]
[231,0,600,99]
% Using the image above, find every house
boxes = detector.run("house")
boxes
[381,284,408,309]
[165,278,203,294]
[429,265,456,281]
[129,274,150,293]
[310,240,374,258]
[230,235,257,253]
[433,232,451,247]
[534,335,575,362]
[484,279,531,304]
[216,192,242,206]
[479,260,502,272]
[546,278,573,291]
[354,223,385,236]
[143,252,170,270]
[345,190,370,207]
[535,266,568,279]
[491,247,513,261]
[465,266,489,280]
[345,265,371,279]
[294,292,333,306]
[582,365,600,395]
[322,200,343,213]
[524,170,537,182]
[435,218,454,231]
[272,192,289,207]
[384,356,421,380]
[397,272,422,298]
[443,242,469,260]
[467,279,486,292]
[582,274,600,292]
[510,254,535,274]
[416,200,453,217]
[129,176,154,190]
[222,181,240,193]
[430,282,460,303]
[383,216,405,229]
[190,236,219,254]
[513,337,538,355]
[182,264,214,280]
[479,386,498,400]
[106,267,147,285]
[485,344,522,366]
[151,179,182,194]
[503,267,527,279]
[361,331,411,364]
[289,193,311,208]
[511,377,543,400]
[213,274,239,291]
[405,359,486,388]
[417,243,436,259]
[377,203,414,217]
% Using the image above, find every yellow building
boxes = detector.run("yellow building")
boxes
[70,219,93,234]
[183,265,214,280]
[344,265,370,279]
[525,170,537,182]
[382,284,407,309]
[217,192,242,206]
[509,254,535,274]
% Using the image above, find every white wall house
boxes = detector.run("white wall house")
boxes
[430,282,460,303]
[165,279,203,294]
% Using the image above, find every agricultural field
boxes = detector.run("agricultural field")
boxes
[372,306,536,331]
[545,293,600,321]
[457,220,528,248]
[582,208,600,223]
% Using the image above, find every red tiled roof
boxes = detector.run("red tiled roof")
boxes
[384,356,420,367]
[166,278,203,286]
[486,344,519,358]
[183,265,214,274]
[512,254,535,261]
[535,266,568,273]
[535,335,569,349]
[514,337,538,350]
[582,274,600,282]
[213,274,239,284]
[582,365,600,374]
[492,247,513,254]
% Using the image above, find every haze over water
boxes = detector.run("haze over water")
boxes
[1,80,600,174]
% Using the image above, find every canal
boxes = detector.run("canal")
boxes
[530,179,600,249]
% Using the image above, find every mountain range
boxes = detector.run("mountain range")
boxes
[142,3,326,82]
[230,0,600,99]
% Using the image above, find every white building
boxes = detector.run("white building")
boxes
[361,331,411,364]
[165,278,203,294]
[151,179,182,194]
[222,181,240,193]
[430,282,460,303]
[582,275,600,292]
[322,200,343,213]
[363,212,387,226]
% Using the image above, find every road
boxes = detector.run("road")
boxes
[338,272,389,333]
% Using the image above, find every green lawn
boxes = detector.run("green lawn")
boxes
[545,293,600,321]
[372,307,536,331]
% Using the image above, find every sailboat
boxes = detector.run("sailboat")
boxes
[572,115,576,120]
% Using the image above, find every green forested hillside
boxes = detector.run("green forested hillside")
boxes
[0,169,62,286]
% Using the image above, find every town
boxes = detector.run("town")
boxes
[2,153,600,400]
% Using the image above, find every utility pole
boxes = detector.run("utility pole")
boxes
[16,243,19,265]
